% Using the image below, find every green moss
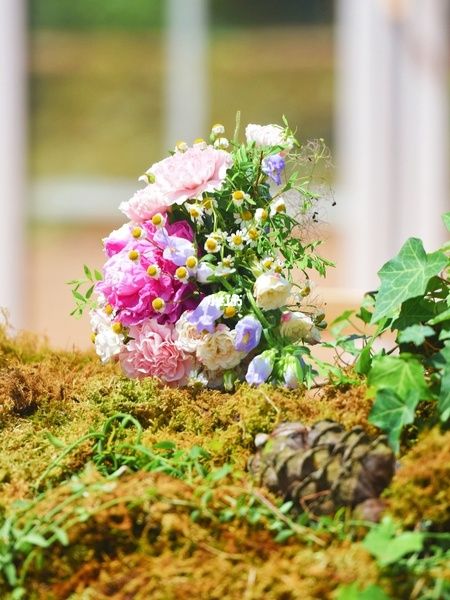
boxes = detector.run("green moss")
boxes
[385,427,450,529]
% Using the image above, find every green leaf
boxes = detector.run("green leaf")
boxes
[372,238,447,323]
[336,583,391,600]
[393,297,438,330]
[354,345,372,375]
[51,527,69,546]
[368,355,428,400]
[94,269,103,281]
[363,518,423,567]
[83,264,92,280]
[429,305,450,326]
[443,211,450,232]
[369,388,420,453]
[274,529,294,543]
[397,324,435,346]
[439,368,450,422]
[17,532,49,548]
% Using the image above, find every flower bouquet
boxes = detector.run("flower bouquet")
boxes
[72,118,332,390]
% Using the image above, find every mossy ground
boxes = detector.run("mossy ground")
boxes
[1,328,449,599]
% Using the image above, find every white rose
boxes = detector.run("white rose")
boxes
[280,311,321,344]
[175,311,203,353]
[254,273,291,311]
[196,325,244,371]
[90,309,124,363]
[245,123,293,149]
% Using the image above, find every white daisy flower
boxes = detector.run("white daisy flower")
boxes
[214,137,230,150]
[231,190,250,207]
[246,226,261,247]
[255,207,269,222]
[147,264,161,279]
[233,209,253,226]
[202,195,217,215]
[185,255,198,275]
[175,266,190,283]
[187,203,205,224]
[204,237,221,254]
[228,230,247,251]
[151,212,166,228]
[216,255,236,277]
[175,140,188,153]
[211,123,225,136]
[193,138,207,150]
[270,198,287,217]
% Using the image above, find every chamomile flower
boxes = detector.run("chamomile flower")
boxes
[131,226,144,239]
[175,140,188,153]
[216,255,235,277]
[152,297,166,313]
[211,123,225,137]
[202,195,217,215]
[231,190,250,208]
[128,249,140,261]
[221,293,242,318]
[151,212,166,228]
[147,264,161,279]
[204,237,221,254]
[228,230,247,251]
[185,255,198,274]
[255,207,269,222]
[175,266,190,283]
[138,170,156,184]
[273,258,285,273]
[233,210,253,225]
[187,203,205,224]
[261,256,275,270]
[214,137,230,150]
[193,138,207,150]
[270,198,286,216]
[246,226,261,247]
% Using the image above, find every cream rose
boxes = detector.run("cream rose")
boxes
[254,273,291,311]
[175,311,203,353]
[196,324,244,371]
[280,311,321,344]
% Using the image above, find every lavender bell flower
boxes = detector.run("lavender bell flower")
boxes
[245,349,277,386]
[234,315,262,353]
[154,228,195,266]
[262,153,285,186]
[188,295,223,333]
[282,355,304,389]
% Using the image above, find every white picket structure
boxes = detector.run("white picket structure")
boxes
[0,0,27,328]
[336,0,448,292]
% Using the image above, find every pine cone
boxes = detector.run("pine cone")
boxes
[248,420,395,516]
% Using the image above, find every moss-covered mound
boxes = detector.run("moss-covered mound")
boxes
[0,328,449,600]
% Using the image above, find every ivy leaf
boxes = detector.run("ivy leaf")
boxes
[368,355,429,400]
[397,324,434,346]
[369,388,420,453]
[393,297,438,330]
[439,368,450,422]
[337,583,391,600]
[372,238,447,323]
[363,518,424,567]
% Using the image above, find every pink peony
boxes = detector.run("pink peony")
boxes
[96,237,199,326]
[119,185,170,222]
[119,319,193,385]
[148,146,233,205]
[103,223,134,257]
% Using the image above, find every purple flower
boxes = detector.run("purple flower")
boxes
[188,295,223,333]
[245,350,276,386]
[234,315,262,353]
[154,227,195,266]
[262,154,285,185]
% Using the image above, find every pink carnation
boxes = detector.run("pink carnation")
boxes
[119,185,169,222]
[148,146,233,205]
[119,319,193,385]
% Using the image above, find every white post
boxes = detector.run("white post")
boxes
[165,0,208,149]
[0,0,26,328]
[335,0,448,292]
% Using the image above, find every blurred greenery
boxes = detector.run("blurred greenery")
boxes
[29,27,333,178]
[29,0,333,30]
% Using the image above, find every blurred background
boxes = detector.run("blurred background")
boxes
[0,0,448,348]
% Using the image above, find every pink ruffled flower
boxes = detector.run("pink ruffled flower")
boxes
[119,185,169,222]
[103,224,134,257]
[96,236,199,326]
[119,319,193,385]
[148,146,233,205]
